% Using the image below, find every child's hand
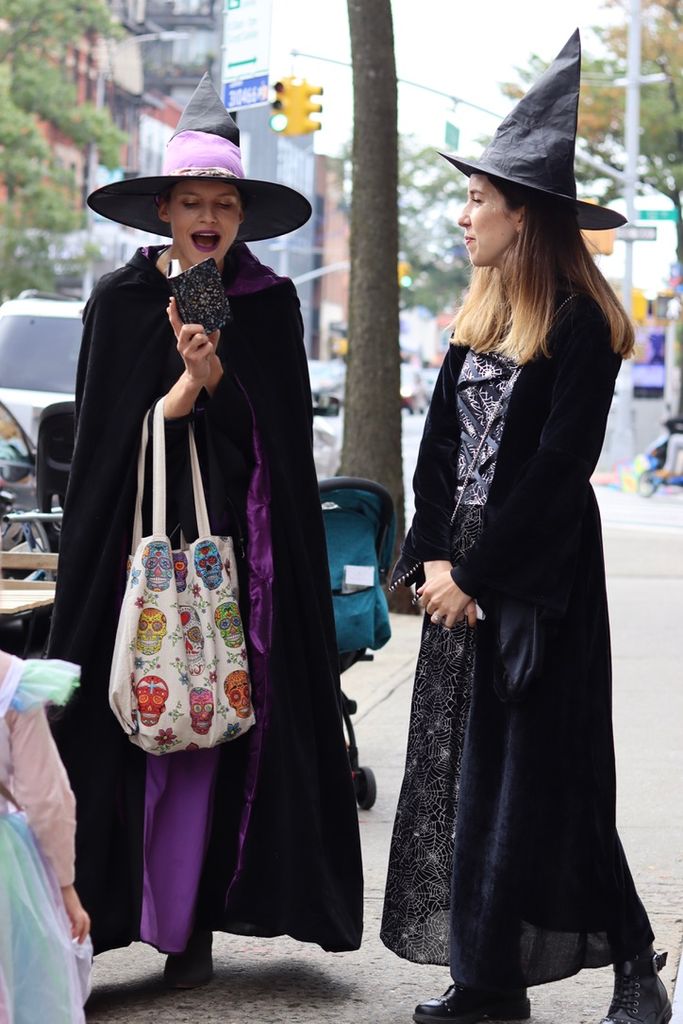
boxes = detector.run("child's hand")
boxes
[61,884,91,943]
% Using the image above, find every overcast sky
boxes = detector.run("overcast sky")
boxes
[265,0,677,295]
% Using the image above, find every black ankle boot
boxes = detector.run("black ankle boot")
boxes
[414,982,531,1023]
[163,929,213,989]
[600,946,671,1024]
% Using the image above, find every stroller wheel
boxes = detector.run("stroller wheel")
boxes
[638,472,657,498]
[354,766,377,810]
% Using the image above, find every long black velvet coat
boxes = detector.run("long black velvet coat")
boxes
[48,245,363,955]
[393,295,653,989]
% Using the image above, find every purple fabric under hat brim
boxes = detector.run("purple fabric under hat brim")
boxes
[162,130,245,177]
[87,174,311,243]
[440,153,626,231]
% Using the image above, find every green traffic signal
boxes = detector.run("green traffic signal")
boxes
[269,77,323,136]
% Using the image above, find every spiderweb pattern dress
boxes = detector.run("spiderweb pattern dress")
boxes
[381,348,518,965]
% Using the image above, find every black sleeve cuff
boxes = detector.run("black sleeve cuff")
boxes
[450,563,478,598]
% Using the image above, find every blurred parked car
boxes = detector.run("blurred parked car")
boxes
[400,364,428,415]
[0,400,36,510]
[0,296,82,443]
[313,416,341,478]
[307,358,346,416]
[420,366,441,406]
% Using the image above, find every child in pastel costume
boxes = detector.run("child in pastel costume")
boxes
[0,650,91,1024]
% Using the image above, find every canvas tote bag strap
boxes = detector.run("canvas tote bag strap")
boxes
[131,410,150,550]
[130,402,168,548]
[130,400,213,546]
[151,400,168,534]
[187,424,212,538]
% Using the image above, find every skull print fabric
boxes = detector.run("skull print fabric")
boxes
[110,531,254,755]
[142,540,174,592]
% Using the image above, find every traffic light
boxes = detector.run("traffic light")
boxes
[398,260,413,288]
[632,288,648,323]
[269,77,323,136]
[270,78,295,134]
[582,227,615,256]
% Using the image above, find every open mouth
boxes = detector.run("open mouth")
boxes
[191,232,221,252]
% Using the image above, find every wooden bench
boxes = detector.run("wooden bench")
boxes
[0,579,57,617]
[0,550,58,622]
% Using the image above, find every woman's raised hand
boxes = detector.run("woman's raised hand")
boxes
[167,296,221,386]
[163,298,224,418]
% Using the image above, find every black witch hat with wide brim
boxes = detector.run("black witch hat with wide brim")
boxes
[440,30,625,230]
[87,74,312,242]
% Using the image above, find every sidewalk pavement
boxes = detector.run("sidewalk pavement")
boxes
[86,524,683,1023]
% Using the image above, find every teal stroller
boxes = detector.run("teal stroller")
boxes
[319,477,395,809]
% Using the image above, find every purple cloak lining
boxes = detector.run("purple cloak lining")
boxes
[139,248,275,952]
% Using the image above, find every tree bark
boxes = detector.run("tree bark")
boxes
[344,0,413,612]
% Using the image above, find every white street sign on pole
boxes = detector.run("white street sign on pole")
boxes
[616,225,658,242]
[222,0,273,112]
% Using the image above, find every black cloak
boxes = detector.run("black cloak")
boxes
[48,245,363,955]
[387,294,653,989]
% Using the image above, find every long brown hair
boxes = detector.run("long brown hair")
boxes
[452,175,634,362]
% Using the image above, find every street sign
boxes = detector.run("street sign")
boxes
[616,225,658,242]
[636,209,680,222]
[445,121,460,150]
[222,0,272,111]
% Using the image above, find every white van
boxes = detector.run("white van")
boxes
[0,296,83,442]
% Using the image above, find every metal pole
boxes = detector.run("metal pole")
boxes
[610,0,640,465]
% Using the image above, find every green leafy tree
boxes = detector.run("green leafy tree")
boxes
[398,137,470,315]
[0,0,125,298]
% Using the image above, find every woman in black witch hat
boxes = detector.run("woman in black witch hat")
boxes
[382,31,671,1024]
[48,74,363,986]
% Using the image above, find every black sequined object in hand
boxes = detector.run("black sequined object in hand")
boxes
[169,257,232,332]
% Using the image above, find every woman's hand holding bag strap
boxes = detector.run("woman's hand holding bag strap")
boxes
[108,400,255,754]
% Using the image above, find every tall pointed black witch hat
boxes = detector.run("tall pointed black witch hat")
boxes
[88,74,312,242]
[441,30,625,230]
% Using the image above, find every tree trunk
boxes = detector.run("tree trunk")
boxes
[344,0,414,612]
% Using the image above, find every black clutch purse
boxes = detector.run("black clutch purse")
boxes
[168,257,231,333]
[490,595,546,703]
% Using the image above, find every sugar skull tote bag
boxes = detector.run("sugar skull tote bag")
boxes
[109,400,255,754]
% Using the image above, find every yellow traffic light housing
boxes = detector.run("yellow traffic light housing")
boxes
[297,80,323,135]
[269,77,323,136]
[582,227,615,256]
[581,199,615,256]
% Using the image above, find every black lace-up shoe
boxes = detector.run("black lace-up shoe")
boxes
[413,983,531,1023]
[599,947,671,1024]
